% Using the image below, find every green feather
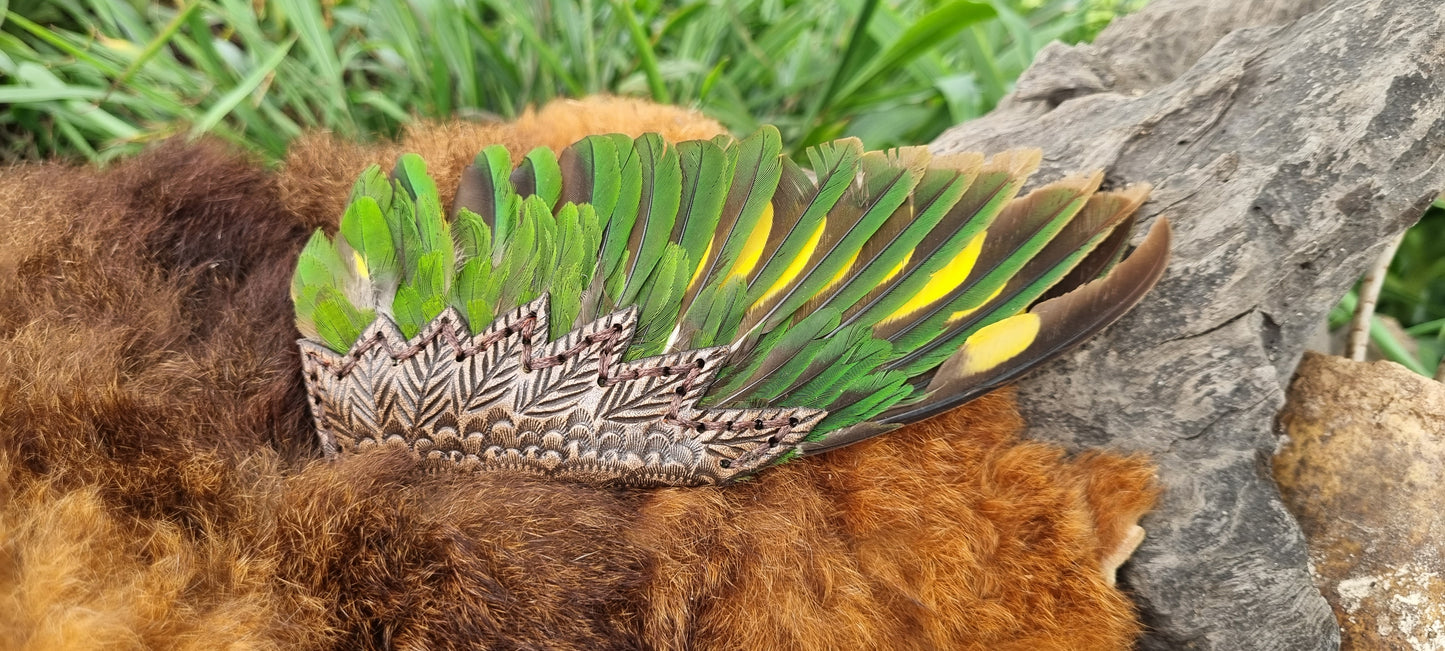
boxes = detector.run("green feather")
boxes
[560,136,622,230]
[689,128,782,294]
[513,146,563,211]
[789,335,893,407]
[495,195,542,312]
[420,294,448,325]
[451,256,492,332]
[748,337,831,403]
[713,277,751,346]
[452,207,492,264]
[414,250,447,301]
[383,180,424,281]
[465,297,494,335]
[514,197,547,307]
[626,244,689,359]
[394,154,452,288]
[548,203,602,338]
[312,286,375,353]
[338,195,398,291]
[845,161,1030,334]
[603,249,629,309]
[888,175,1099,359]
[472,145,517,247]
[599,135,643,288]
[673,139,731,279]
[291,229,351,337]
[812,160,969,319]
[481,258,510,321]
[774,323,874,402]
[702,321,794,407]
[291,230,348,298]
[394,154,442,234]
[619,134,682,306]
[349,165,395,216]
[531,197,558,300]
[812,371,910,432]
[392,285,426,339]
[554,203,585,270]
[672,129,783,350]
[739,140,859,323]
[751,147,919,334]
[690,275,747,348]
[394,247,447,338]
[579,202,602,255]
[710,308,839,405]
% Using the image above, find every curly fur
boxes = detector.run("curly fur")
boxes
[0,97,1156,650]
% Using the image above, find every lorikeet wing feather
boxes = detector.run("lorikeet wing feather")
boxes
[292,130,1169,478]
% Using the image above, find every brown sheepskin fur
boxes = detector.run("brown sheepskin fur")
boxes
[0,97,1158,650]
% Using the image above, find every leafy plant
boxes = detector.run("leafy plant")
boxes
[1331,197,1445,378]
[1,0,1143,163]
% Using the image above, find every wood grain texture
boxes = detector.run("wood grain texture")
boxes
[931,0,1445,648]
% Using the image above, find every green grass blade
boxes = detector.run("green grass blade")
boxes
[108,1,200,93]
[616,0,670,103]
[190,36,295,137]
[837,1,997,103]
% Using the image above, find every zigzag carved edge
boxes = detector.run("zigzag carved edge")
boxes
[298,296,828,474]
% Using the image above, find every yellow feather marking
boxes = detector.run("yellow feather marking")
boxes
[688,235,714,291]
[945,284,1005,325]
[820,251,858,295]
[959,312,1040,375]
[879,251,912,287]
[881,231,986,325]
[352,250,369,280]
[751,217,827,308]
[729,203,773,280]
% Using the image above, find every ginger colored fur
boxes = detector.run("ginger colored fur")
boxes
[0,97,1157,650]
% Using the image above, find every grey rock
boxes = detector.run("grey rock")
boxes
[930,0,1445,648]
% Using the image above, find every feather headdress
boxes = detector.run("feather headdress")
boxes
[293,129,1169,486]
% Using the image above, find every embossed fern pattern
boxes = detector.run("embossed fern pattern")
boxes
[298,297,827,485]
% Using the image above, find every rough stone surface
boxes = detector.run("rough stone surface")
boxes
[930,0,1445,648]
[1276,352,1445,650]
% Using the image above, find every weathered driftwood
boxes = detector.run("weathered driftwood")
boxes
[931,0,1445,648]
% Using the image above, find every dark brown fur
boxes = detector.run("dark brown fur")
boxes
[0,97,1156,650]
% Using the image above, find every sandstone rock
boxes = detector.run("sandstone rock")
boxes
[1277,352,1445,650]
